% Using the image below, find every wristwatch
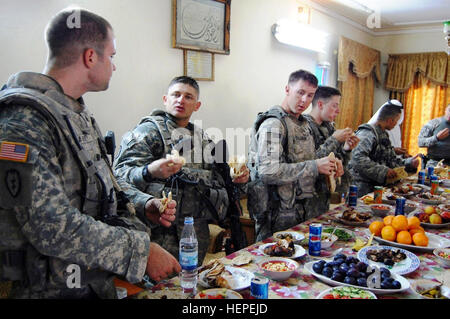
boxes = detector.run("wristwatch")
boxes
[142,164,152,182]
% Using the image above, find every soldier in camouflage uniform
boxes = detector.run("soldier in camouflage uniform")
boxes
[0,8,180,299]
[349,101,420,197]
[303,86,359,219]
[114,76,249,266]
[418,104,450,167]
[247,70,341,241]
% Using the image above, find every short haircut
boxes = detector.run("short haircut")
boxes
[312,86,341,107]
[45,7,112,68]
[378,103,402,122]
[168,76,200,97]
[288,69,318,88]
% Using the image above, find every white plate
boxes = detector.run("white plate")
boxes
[305,260,410,295]
[415,195,446,205]
[198,265,254,290]
[366,229,450,253]
[442,179,450,187]
[357,245,420,275]
[258,243,306,259]
[336,211,373,227]
[273,231,305,243]
[195,288,243,299]
[316,286,377,299]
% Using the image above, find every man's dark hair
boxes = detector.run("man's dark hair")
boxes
[168,76,200,97]
[45,7,112,68]
[288,69,318,87]
[378,103,402,122]
[312,86,341,107]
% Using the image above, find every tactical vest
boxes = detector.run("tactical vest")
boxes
[137,110,229,263]
[0,88,117,219]
[0,82,126,297]
[247,106,312,240]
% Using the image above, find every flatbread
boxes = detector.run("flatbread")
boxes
[159,191,172,213]
[326,152,337,192]
[166,149,186,166]
[228,155,247,179]
[386,166,408,184]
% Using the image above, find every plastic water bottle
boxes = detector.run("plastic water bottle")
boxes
[179,217,198,294]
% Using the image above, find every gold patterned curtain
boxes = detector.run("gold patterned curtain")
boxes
[336,37,381,130]
[385,52,450,156]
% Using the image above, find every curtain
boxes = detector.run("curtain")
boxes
[402,73,449,156]
[336,37,381,130]
[385,52,450,156]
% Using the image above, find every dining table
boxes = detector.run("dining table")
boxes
[124,182,450,300]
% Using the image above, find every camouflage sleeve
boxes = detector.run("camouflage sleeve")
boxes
[114,121,165,211]
[315,136,341,158]
[255,118,318,186]
[351,129,389,185]
[418,118,440,148]
[0,105,150,284]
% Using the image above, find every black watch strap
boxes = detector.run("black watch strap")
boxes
[142,164,152,182]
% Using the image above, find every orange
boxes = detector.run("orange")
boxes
[392,215,408,232]
[369,221,384,236]
[412,233,429,247]
[383,215,394,226]
[409,226,425,236]
[396,231,412,245]
[407,216,421,230]
[381,225,397,242]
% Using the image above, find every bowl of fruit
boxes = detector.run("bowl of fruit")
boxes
[433,248,450,268]
[411,205,450,229]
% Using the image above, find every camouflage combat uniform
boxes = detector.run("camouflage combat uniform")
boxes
[247,106,319,241]
[114,110,230,265]
[418,116,450,167]
[303,115,352,219]
[349,123,417,197]
[0,72,150,299]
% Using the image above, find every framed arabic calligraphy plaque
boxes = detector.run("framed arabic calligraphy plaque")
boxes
[172,0,231,55]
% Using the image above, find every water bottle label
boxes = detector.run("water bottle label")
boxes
[180,251,197,270]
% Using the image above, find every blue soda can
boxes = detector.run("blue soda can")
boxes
[348,185,358,207]
[418,170,426,185]
[250,276,269,299]
[395,197,406,216]
[430,174,439,182]
[309,223,322,256]
[427,166,434,179]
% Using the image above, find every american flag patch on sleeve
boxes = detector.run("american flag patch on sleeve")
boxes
[0,141,29,162]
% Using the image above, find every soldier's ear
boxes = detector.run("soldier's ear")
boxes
[194,101,201,112]
[83,48,97,69]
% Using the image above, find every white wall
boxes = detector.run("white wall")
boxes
[0,0,445,155]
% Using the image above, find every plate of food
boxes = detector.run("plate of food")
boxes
[365,229,450,253]
[391,184,422,198]
[198,260,254,290]
[273,231,305,243]
[316,286,377,299]
[357,246,420,275]
[258,241,306,259]
[382,193,399,205]
[415,192,446,205]
[305,256,410,295]
[336,207,373,226]
[195,288,243,299]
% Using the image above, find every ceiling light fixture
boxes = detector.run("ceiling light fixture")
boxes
[335,0,374,14]
[272,19,329,53]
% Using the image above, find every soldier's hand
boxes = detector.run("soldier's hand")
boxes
[145,198,177,228]
[343,135,360,151]
[146,243,181,282]
[147,158,183,179]
[410,154,420,168]
[332,128,353,143]
[232,166,250,184]
[436,128,449,140]
[386,169,397,179]
[316,156,337,176]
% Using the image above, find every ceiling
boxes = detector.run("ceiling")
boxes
[308,0,450,34]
